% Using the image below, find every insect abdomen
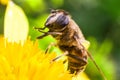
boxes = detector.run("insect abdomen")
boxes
[68,55,87,74]
[59,45,87,74]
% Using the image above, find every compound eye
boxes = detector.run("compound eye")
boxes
[55,15,69,27]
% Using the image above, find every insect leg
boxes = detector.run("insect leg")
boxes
[37,31,62,39]
[34,27,46,30]
[87,51,107,80]
[37,33,48,39]
[51,51,68,62]
[45,42,57,54]
[34,27,47,34]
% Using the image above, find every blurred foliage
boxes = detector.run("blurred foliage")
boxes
[1,0,120,80]
[86,37,115,80]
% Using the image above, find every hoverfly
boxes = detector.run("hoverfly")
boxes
[35,9,106,80]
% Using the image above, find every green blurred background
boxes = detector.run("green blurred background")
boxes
[0,0,120,80]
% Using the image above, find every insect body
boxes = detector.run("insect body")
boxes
[36,9,89,74]
[35,9,106,79]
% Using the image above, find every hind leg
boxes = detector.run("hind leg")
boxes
[51,51,68,62]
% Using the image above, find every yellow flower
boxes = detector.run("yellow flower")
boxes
[0,36,90,80]
[0,36,72,80]
[0,0,8,5]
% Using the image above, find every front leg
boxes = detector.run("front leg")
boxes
[34,27,46,30]
[37,31,62,39]
[34,27,47,34]
[37,33,48,39]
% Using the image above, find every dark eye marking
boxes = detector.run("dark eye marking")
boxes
[55,15,69,27]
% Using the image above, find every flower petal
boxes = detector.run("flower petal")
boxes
[4,1,29,45]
